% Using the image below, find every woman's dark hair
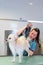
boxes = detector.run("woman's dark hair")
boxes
[32,28,40,45]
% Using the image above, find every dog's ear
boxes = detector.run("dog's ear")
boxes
[6,38,9,43]
[6,39,7,41]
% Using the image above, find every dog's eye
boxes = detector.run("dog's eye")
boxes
[9,38,11,39]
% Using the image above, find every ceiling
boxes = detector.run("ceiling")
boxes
[0,0,43,21]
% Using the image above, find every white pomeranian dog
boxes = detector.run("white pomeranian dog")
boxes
[7,34,30,63]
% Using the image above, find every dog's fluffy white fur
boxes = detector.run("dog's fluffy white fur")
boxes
[7,34,30,63]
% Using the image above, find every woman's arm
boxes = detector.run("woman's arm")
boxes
[28,50,34,56]
[17,25,27,35]
[17,23,32,36]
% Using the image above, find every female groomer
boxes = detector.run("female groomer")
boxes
[17,23,40,56]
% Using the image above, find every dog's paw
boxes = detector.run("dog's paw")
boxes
[11,59,15,63]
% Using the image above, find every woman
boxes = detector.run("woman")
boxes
[23,28,40,56]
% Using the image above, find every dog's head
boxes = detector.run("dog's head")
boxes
[7,34,15,43]
[7,34,18,43]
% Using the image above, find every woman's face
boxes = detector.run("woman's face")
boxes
[29,30,38,40]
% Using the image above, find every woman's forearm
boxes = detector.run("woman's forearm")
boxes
[17,25,27,35]
[28,50,34,56]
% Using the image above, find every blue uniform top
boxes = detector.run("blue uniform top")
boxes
[23,39,37,56]
[29,40,37,52]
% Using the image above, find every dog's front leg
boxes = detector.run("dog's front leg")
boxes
[12,55,16,62]
[19,55,22,63]
[12,50,16,63]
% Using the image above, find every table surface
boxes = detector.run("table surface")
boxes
[0,55,43,65]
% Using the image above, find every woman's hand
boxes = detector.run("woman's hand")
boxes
[28,50,34,56]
